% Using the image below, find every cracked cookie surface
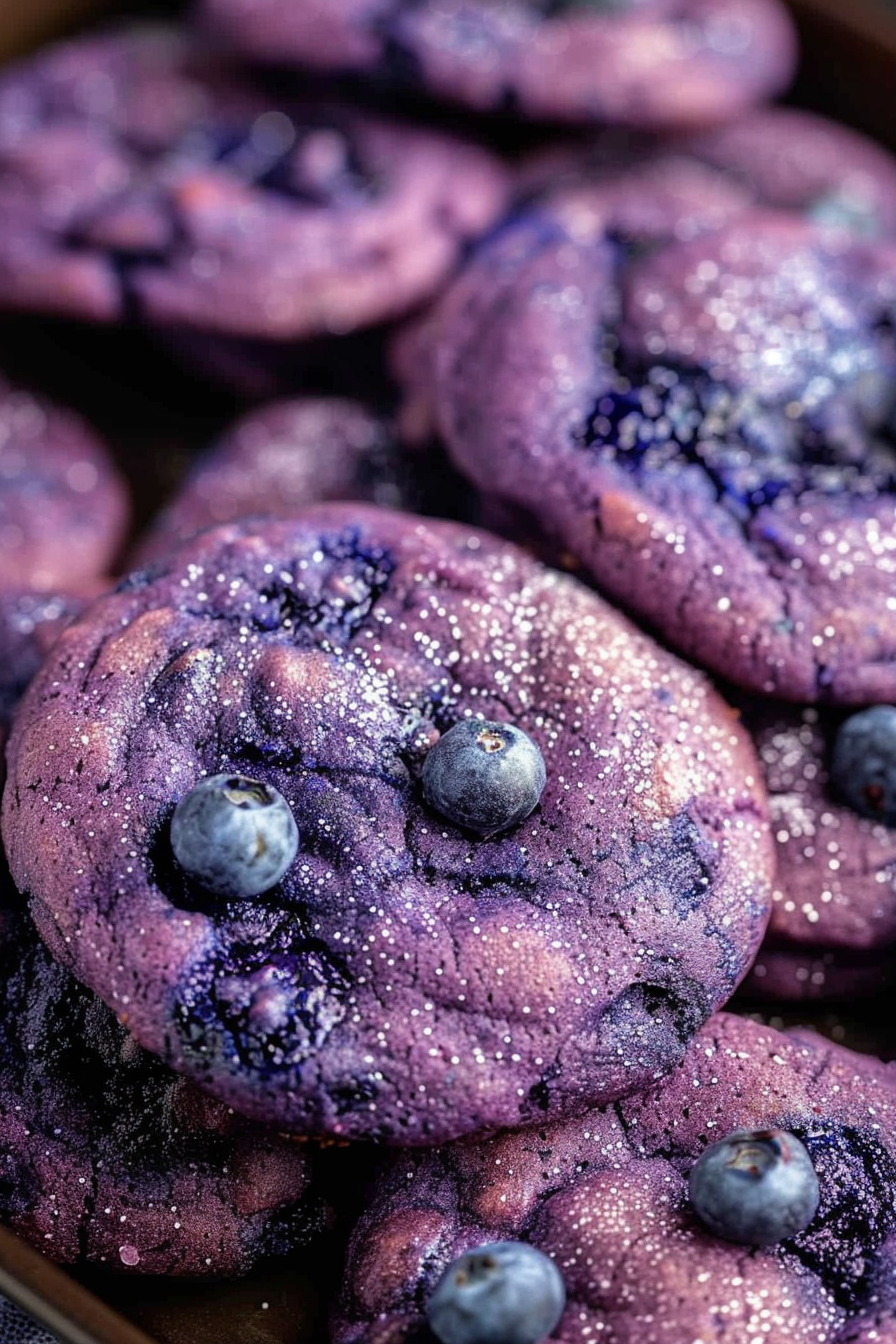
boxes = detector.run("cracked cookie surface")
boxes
[0,25,508,339]
[4,506,771,1143]
[334,1012,896,1344]
[198,0,796,130]
[406,204,896,703]
[0,897,320,1276]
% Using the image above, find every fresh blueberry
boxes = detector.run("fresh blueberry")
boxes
[688,1128,820,1246]
[427,1241,565,1344]
[422,720,546,837]
[170,774,299,898]
[831,706,896,825]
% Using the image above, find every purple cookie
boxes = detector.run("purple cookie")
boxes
[198,0,797,131]
[0,898,321,1276]
[402,204,896,703]
[0,378,128,591]
[0,26,508,340]
[736,703,896,1001]
[134,398,469,567]
[522,107,896,239]
[4,506,772,1144]
[334,1012,896,1343]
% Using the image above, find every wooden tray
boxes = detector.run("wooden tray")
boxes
[1,1,895,1340]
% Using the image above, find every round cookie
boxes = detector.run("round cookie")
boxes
[522,107,896,239]
[403,204,896,703]
[0,898,321,1276]
[4,506,772,1144]
[0,26,508,340]
[736,702,896,1001]
[334,1012,896,1344]
[134,398,471,566]
[197,0,797,131]
[0,378,128,591]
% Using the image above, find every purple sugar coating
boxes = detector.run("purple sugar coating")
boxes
[133,398,467,567]
[0,26,508,338]
[401,202,896,704]
[198,0,797,131]
[0,898,320,1276]
[0,379,128,591]
[334,1012,896,1344]
[4,506,772,1144]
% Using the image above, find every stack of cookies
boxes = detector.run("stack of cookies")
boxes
[0,3,895,1342]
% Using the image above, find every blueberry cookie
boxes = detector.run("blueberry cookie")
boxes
[522,107,896,240]
[0,897,321,1276]
[135,398,469,566]
[738,702,896,1001]
[4,506,772,1144]
[334,1012,896,1343]
[198,0,797,131]
[0,379,128,591]
[403,206,896,702]
[0,26,508,341]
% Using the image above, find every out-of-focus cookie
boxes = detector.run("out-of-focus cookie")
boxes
[198,0,797,131]
[0,26,509,340]
[522,107,896,240]
[0,378,128,590]
[134,398,471,566]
